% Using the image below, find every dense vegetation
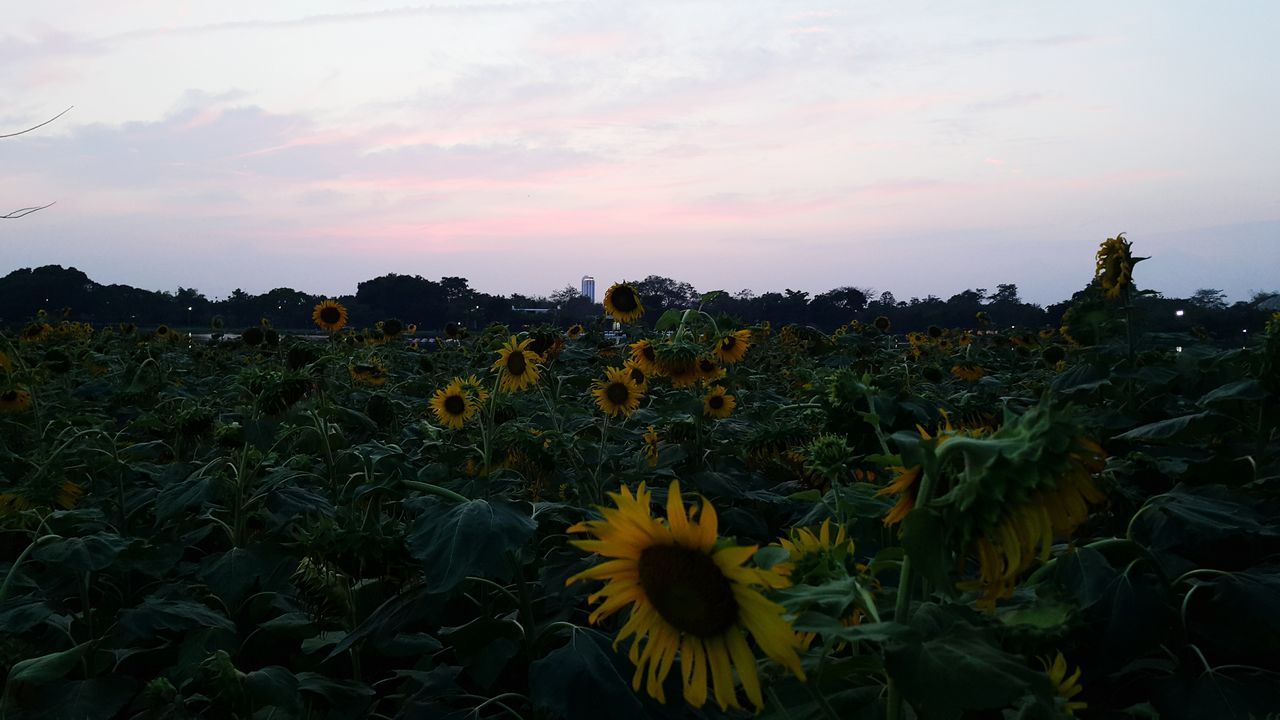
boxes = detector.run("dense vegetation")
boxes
[1,239,1278,719]
[1,264,1272,340]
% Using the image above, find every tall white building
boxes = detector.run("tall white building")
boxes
[581,275,596,302]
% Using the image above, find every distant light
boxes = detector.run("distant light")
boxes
[1175,309,1185,317]
[1176,346,1183,352]
[1243,329,1248,333]
[187,306,193,311]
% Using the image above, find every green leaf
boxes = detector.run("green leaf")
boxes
[6,641,91,685]
[406,498,536,592]
[118,597,235,641]
[885,609,1048,719]
[654,309,683,331]
[1197,379,1265,406]
[699,290,726,305]
[26,677,138,720]
[1114,412,1212,442]
[440,617,522,688]
[530,627,647,720]
[243,666,300,713]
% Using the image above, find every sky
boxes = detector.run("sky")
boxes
[1,1,1278,304]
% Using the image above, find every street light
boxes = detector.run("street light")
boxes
[1175,309,1185,317]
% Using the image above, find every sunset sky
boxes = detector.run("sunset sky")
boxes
[2,1,1277,303]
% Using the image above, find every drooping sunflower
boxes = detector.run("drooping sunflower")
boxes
[592,367,644,418]
[566,481,805,711]
[696,357,725,383]
[702,386,736,419]
[567,324,585,340]
[876,465,922,526]
[623,360,649,392]
[1094,232,1137,300]
[1043,653,1087,717]
[0,387,33,414]
[312,299,349,332]
[348,359,389,386]
[873,316,891,333]
[492,335,541,392]
[430,381,477,429]
[629,339,660,375]
[712,330,752,365]
[951,363,985,382]
[20,323,51,343]
[603,283,645,323]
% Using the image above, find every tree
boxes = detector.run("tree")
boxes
[2,107,72,219]
[1190,288,1228,310]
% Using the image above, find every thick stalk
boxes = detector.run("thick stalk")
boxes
[885,465,939,720]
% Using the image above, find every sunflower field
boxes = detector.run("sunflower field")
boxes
[1,239,1279,720]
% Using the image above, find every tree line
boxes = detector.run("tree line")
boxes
[0,265,1272,343]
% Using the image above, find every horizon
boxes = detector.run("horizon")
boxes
[3,2,1279,304]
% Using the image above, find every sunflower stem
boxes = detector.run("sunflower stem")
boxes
[886,465,939,720]
[401,479,469,504]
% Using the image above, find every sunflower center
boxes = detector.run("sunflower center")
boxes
[319,306,341,324]
[637,544,739,637]
[720,337,735,350]
[605,382,630,405]
[641,346,656,362]
[708,395,725,410]
[611,288,638,312]
[1,391,16,402]
[506,351,528,375]
[699,360,716,373]
[628,368,645,385]
[444,394,466,415]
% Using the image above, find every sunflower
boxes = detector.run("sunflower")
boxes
[643,426,660,468]
[951,364,985,382]
[0,387,33,414]
[603,283,645,323]
[430,381,477,429]
[876,465,922,526]
[457,374,491,404]
[312,299,349,332]
[493,335,541,392]
[696,357,725,383]
[623,360,650,392]
[702,386,736,419]
[712,330,752,365]
[873,316,891,333]
[629,339,660,375]
[774,519,853,582]
[592,367,644,418]
[566,481,805,711]
[567,324,585,340]
[348,359,389,386]
[1044,653,1087,716]
[1095,232,1136,300]
[20,323,51,343]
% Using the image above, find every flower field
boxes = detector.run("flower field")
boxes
[1,241,1278,719]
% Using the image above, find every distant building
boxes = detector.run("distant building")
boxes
[581,275,596,303]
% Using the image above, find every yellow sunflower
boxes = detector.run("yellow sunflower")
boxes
[603,283,645,323]
[774,519,852,581]
[592,367,644,418]
[457,374,491,404]
[696,357,725,383]
[348,359,389,386]
[312,299,349,332]
[643,425,660,468]
[1095,232,1135,300]
[20,323,51,343]
[702,386,736,419]
[629,339,660,375]
[430,381,477,429]
[566,481,804,711]
[876,465,921,526]
[1044,653,1087,716]
[712,330,752,365]
[0,387,33,414]
[567,324,585,340]
[492,335,541,392]
[951,364,985,382]
[153,325,172,341]
[623,360,650,392]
